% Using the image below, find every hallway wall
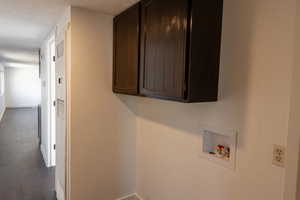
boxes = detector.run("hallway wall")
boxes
[285,0,300,198]
[69,7,137,200]
[39,30,56,168]
[0,64,5,120]
[134,0,296,200]
[5,66,41,108]
[59,2,299,200]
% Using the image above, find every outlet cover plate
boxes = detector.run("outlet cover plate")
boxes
[272,144,285,167]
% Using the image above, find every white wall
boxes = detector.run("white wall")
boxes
[5,66,41,108]
[285,0,300,199]
[55,8,70,200]
[69,7,137,200]
[0,64,5,120]
[64,1,300,200]
[40,31,53,167]
[134,0,296,200]
[285,32,300,199]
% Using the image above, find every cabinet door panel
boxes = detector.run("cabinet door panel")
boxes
[113,4,140,95]
[140,0,188,99]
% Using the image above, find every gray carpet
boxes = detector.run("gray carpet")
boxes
[0,108,56,200]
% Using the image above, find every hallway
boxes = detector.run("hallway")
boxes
[0,108,55,200]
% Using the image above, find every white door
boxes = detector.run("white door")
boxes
[55,26,66,199]
[49,39,56,166]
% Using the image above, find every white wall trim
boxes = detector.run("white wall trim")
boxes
[40,144,51,167]
[0,107,5,122]
[0,64,5,122]
[64,8,71,200]
[116,193,143,200]
[6,106,35,109]
[56,179,65,200]
[48,33,56,168]
[136,194,143,200]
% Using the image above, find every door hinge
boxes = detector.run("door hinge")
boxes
[58,77,62,84]
[53,56,56,62]
[53,101,56,107]
[54,144,56,150]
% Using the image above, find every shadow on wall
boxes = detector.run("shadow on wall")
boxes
[118,0,258,150]
[116,0,294,199]
[113,94,139,196]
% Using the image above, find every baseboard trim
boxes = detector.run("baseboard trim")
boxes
[116,193,143,200]
[6,106,37,109]
[135,194,143,200]
[40,144,51,168]
[136,194,143,200]
[0,108,5,122]
[56,180,65,200]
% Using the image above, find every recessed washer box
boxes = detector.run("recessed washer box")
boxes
[201,127,238,170]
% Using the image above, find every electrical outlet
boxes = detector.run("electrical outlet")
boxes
[272,145,285,167]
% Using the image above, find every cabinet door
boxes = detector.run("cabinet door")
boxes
[113,3,140,95]
[140,0,188,100]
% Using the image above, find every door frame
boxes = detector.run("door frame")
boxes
[65,21,71,200]
[48,37,56,167]
[54,19,71,200]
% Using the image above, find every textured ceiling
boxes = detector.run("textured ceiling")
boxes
[0,0,67,49]
[0,47,39,68]
[0,0,67,67]
[0,0,139,68]
[69,0,139,15]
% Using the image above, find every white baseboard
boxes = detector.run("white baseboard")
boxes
[135,194,143,200]
[0,107,5,122]
[136,194,143,200]
[6,106,36,109]
[56,179,65,200]
[40,144,51,167]
[116,193,143,200]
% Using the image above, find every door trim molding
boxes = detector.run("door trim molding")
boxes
[56,179,65,200]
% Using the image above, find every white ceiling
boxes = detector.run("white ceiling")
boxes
[70,0,139,15]
[0,0,67,68]
[0,0,138,68]
[0,0,68,49]
[0,47,39,68]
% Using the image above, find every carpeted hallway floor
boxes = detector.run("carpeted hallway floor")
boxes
[0,108,56,200]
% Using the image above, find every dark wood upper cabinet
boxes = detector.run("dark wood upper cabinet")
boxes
[113,3,140,95]
[113,0,223,103]
[186,0,223,102]
[140,0,188,101]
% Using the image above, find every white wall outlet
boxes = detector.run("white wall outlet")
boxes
[272,145,285,167]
